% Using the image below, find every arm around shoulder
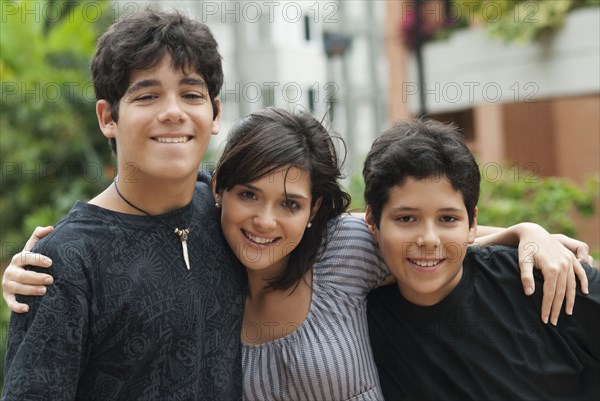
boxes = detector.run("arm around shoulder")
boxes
[2,254,90,400]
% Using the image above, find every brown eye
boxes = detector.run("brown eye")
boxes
[283,199,301,212]
[239,191,257,201]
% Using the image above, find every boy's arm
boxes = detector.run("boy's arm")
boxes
[475,223,590,326]
[2,258,89,400]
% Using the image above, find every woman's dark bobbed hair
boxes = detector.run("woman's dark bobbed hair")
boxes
[214,107,351,290]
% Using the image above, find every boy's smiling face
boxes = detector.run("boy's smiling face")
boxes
[98,55,220,184]
[366,176,478,306]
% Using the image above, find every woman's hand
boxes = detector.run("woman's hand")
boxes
[2,226,54,313]
[516,224,590,325]
[476,223,590,326]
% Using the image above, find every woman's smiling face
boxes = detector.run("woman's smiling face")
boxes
[219,166,316,275]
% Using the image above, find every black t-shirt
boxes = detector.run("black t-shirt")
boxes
[367,245,600,401]
[3,181,246,401]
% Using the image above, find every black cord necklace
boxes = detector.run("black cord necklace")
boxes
[113,178,191,270]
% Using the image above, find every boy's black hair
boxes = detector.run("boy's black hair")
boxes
[91,9,223,154]
[363,119,480,227]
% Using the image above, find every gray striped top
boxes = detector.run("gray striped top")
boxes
[242,216,389,400]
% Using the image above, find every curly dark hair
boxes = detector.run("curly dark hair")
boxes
[363,118,480,227]
[91,9,223,154]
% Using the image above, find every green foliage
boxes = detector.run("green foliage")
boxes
[478,166,598,237]
[345,167,599,239]
[346,174,367,212]
[453,0,599,44]
[1,1,113,384]
[1,1,113,261]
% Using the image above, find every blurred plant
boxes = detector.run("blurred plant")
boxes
[453,0,599,43]
[1,0,114,262]
[400,0,468,51]
[400,0,599,48]
[346,174,367,212]
[345,168,598,240]
[478,167,598,237]
[1,1,113,385]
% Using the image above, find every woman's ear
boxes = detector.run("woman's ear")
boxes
[97,100,116,139]
[212,176,223,208]
[211,175,219,199]
[309,197,323,222]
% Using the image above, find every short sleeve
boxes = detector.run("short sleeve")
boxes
[314,215,389,299]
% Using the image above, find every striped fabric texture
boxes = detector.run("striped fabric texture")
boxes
[242,216,389,401]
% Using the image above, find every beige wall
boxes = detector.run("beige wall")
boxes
[503,101,557,177]
[552,95,600,252]
[386,0,600,252]
[553,95,600,182]
[385,0,411,120]
[473,95,600,251]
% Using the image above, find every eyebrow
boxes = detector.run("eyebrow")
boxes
[125,77,208,96]
[390,206,463,213]
[242,184,309,200]
[126,79,160,96]
[180,76,207,88]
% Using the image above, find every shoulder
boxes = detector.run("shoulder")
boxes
[192,179,223,240]
[195,175,216,205]
[319,215,379,264]
[314,215,388,293]
[192,177,246,285]
[32,202,109,262]
[466,245,519,272]
[324,215,373,245]
[29,202,128,288]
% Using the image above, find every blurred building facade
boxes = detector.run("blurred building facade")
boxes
[151,0,389,174]
[145,0,599,247]
[386,0,600,249]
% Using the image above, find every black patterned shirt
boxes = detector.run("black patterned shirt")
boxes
[2,182,246,401]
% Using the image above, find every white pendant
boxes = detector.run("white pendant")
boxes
[175,228,191,270]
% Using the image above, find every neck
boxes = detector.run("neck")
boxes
[398,266,464,307]
[245,256,292,299]
[91,172,197,215]
[246,270,278,300]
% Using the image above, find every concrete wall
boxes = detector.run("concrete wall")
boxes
[473,94,600,251]
[387,2,600,251]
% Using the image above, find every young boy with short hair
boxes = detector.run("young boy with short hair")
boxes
[364,119,600,400]
[2,10,245,400]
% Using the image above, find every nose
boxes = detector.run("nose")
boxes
[158,95,186,123]
[252,206,277,232]
[416,222,440,249]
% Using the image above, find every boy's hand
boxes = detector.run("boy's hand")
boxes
[516,224,589,326]
[2,226,54,313]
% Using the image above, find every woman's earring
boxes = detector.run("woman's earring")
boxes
[215,201,221,209]
[307,222,312,228]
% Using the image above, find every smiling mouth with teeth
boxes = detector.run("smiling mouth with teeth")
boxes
[153,136,191,143]
[243,229,277,245]
[409,259,442,267]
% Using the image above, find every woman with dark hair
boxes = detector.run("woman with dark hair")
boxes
[210,107,589,399]
[212,107,384,399]
[3,107,590,400]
